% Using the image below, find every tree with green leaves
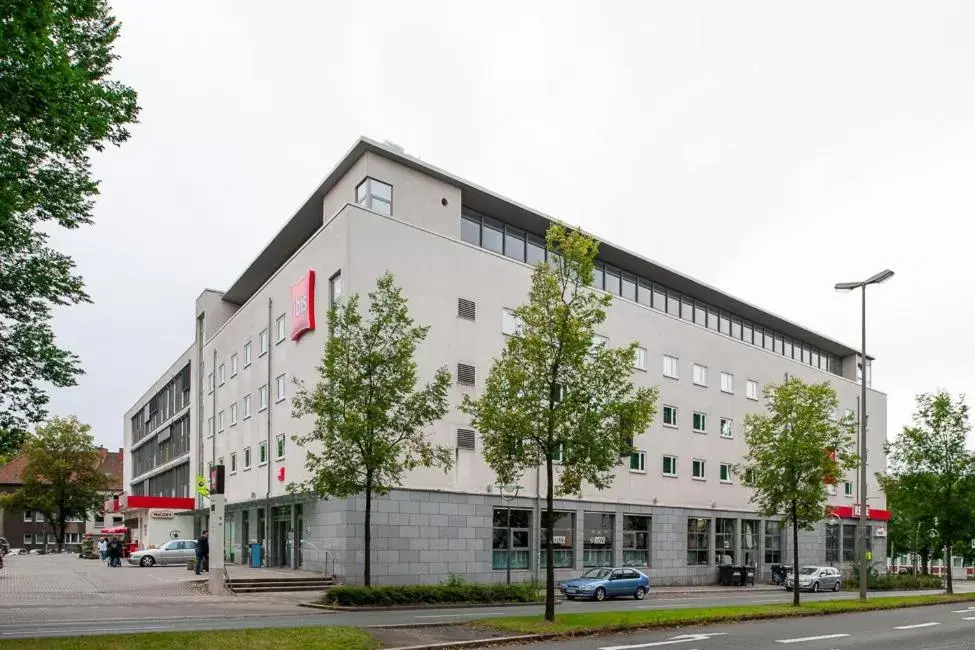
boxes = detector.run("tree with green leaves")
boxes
[885,391,975,594]
[461,225,658,621]
[0,1,139,433]
[291,272,452,587]
[736,377,857,606]
[0,416,112,552]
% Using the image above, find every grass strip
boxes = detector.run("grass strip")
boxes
[477,593,975,635]
[0,626,380,650]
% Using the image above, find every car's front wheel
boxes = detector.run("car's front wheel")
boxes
[812,582,819,593]
[140,556,155,567]
[832,581,840,592]
[634,586,647,600]
[593,587,606,602]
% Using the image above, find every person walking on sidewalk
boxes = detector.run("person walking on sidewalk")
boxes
[98,538,108,564]
[195,530,209,575]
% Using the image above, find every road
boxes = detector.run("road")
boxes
[0,585,964,639]
[487,602,975,648]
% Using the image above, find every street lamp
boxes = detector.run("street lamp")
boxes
[835,268,894,602]
[498,483,522,585]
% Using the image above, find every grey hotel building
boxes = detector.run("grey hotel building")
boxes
[123,137,889,586]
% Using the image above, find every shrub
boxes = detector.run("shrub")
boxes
[842,572,943,591]
[322,580,542,606]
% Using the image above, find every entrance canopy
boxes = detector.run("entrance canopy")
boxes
[104,494,196,514]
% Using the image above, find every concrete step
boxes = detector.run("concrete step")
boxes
[227,578,335,586]
[229,584,331,593]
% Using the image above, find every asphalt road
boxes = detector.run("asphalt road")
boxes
[487,602,975,649]
[0,586,962,639]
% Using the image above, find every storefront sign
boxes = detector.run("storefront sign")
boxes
[290,270,316,341]
[151,511,174,520]
[589,536,606,545]
[552,536,566,545]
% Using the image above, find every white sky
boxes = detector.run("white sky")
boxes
[48,1,975,449]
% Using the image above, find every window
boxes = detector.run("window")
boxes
[230,453,237,473]
[259,329,269,355]
[23,534,32,545]
[526,234,546,265]
[621,274,636,301]
[662,355,679,379]
[692,459,706,480]
[764,521,782,563]
[692,364,708,387]
[492,508,531,570]
[720,417,733,439]
[94,513,105,526]
[591,334,609,350]
[207,416,215,437]
[461,214,480,245]
[662,455,677,476]
[623,515,651,567]
[243,342,252,367]
[844,408,855,421]
[501,308,524,336]
[687,518,710,565]
[709,518,735,565]
[275,434,286,459]
[230,402,238,426]
[551,443,564,464]
[633,346,647,371]
[583,512,614,567]
[662,405,678,427]
[719,463,732,483]
[842,524,857,562]
[217,410,225,432]
[356,177,392,216]
[741,519,760,565]
[746,379,759,401]
[329,271,343,307]
[230,354,238,377]
[259,385,268,410]
[275,315,286,343]
[207,372,214,394]
[629,451,646,473]
[244,447,252,469]
[23,511,33,522]
[720,372,734,394]
[34,512,44,522]
[844,481,854,497]
[540,511,575,568]
[243,394,252,419]
[275,374,286,402]
[827,483,837,496]
[692,412,707,433]
[259,441,268,465]
[218,363,226,386]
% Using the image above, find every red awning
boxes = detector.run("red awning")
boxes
[99,526,128,535]
[104,494,196,513]
[830,505,891,521]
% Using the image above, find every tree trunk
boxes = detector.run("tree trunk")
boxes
[791,502,800,607]
[544,458,555,622]
[921,547,930,574]
[364,474,373,588]
[945,540,953,594]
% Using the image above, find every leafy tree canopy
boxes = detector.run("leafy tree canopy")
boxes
[0,0,139,432]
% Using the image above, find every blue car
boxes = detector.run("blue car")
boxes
[559,567,650,601]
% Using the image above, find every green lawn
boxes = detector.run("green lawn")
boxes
[0,627,380,650]
[479,593,975,635]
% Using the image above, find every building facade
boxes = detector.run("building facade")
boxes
[123,137,889,585]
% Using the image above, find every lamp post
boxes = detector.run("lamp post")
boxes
[835,269,894,602]
[498,483,522,585]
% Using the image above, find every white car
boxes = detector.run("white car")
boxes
[128,539,199,567]
[786,566,842,592]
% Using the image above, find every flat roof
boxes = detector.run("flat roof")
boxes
[222,137,861,359]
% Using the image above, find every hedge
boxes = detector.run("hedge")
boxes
[843,573,943,591]
[321,582,541,606]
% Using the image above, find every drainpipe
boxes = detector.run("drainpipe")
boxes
[211,348,217,534]
[265,297,273,567]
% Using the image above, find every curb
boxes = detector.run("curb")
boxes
[382,634,551,650]
[300,600,550,611]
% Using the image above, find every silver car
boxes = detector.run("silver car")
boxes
[786,565,842,592]
[128,539,199,567]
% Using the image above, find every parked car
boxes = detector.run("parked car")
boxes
[558,567,650,601]
[0,536,9,555]
[6,548,27,556]
[127,539,199,567]
[785,565,841,592]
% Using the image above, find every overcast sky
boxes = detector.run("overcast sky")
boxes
[47,1,974,449]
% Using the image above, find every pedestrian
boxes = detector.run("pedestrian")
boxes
[195,530,209,575]
[108,537,121,567]
[98,538,108,564]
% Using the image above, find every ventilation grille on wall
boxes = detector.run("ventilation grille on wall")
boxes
[457,363,476,386]
[457,298,476,321]
[456,429,476,450]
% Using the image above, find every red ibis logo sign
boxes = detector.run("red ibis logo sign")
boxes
[290,270,316,341]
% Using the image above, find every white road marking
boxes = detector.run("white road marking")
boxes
[776,634,850,644]
[894,622,940,630]
[600,632,727,649]
[953,607,975,613]
[962,616,975,621]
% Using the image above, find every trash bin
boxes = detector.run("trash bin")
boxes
[249,542,263,568]
[744,565,756,586]
[718,564,733,586]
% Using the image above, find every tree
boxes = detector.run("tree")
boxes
[0,1,139,433]
[885,392,975,594]
[461,225,658,621]
[291,272,452,587]
[736,378,857,606]
[0,427,27,464]
[0,416,112,552]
